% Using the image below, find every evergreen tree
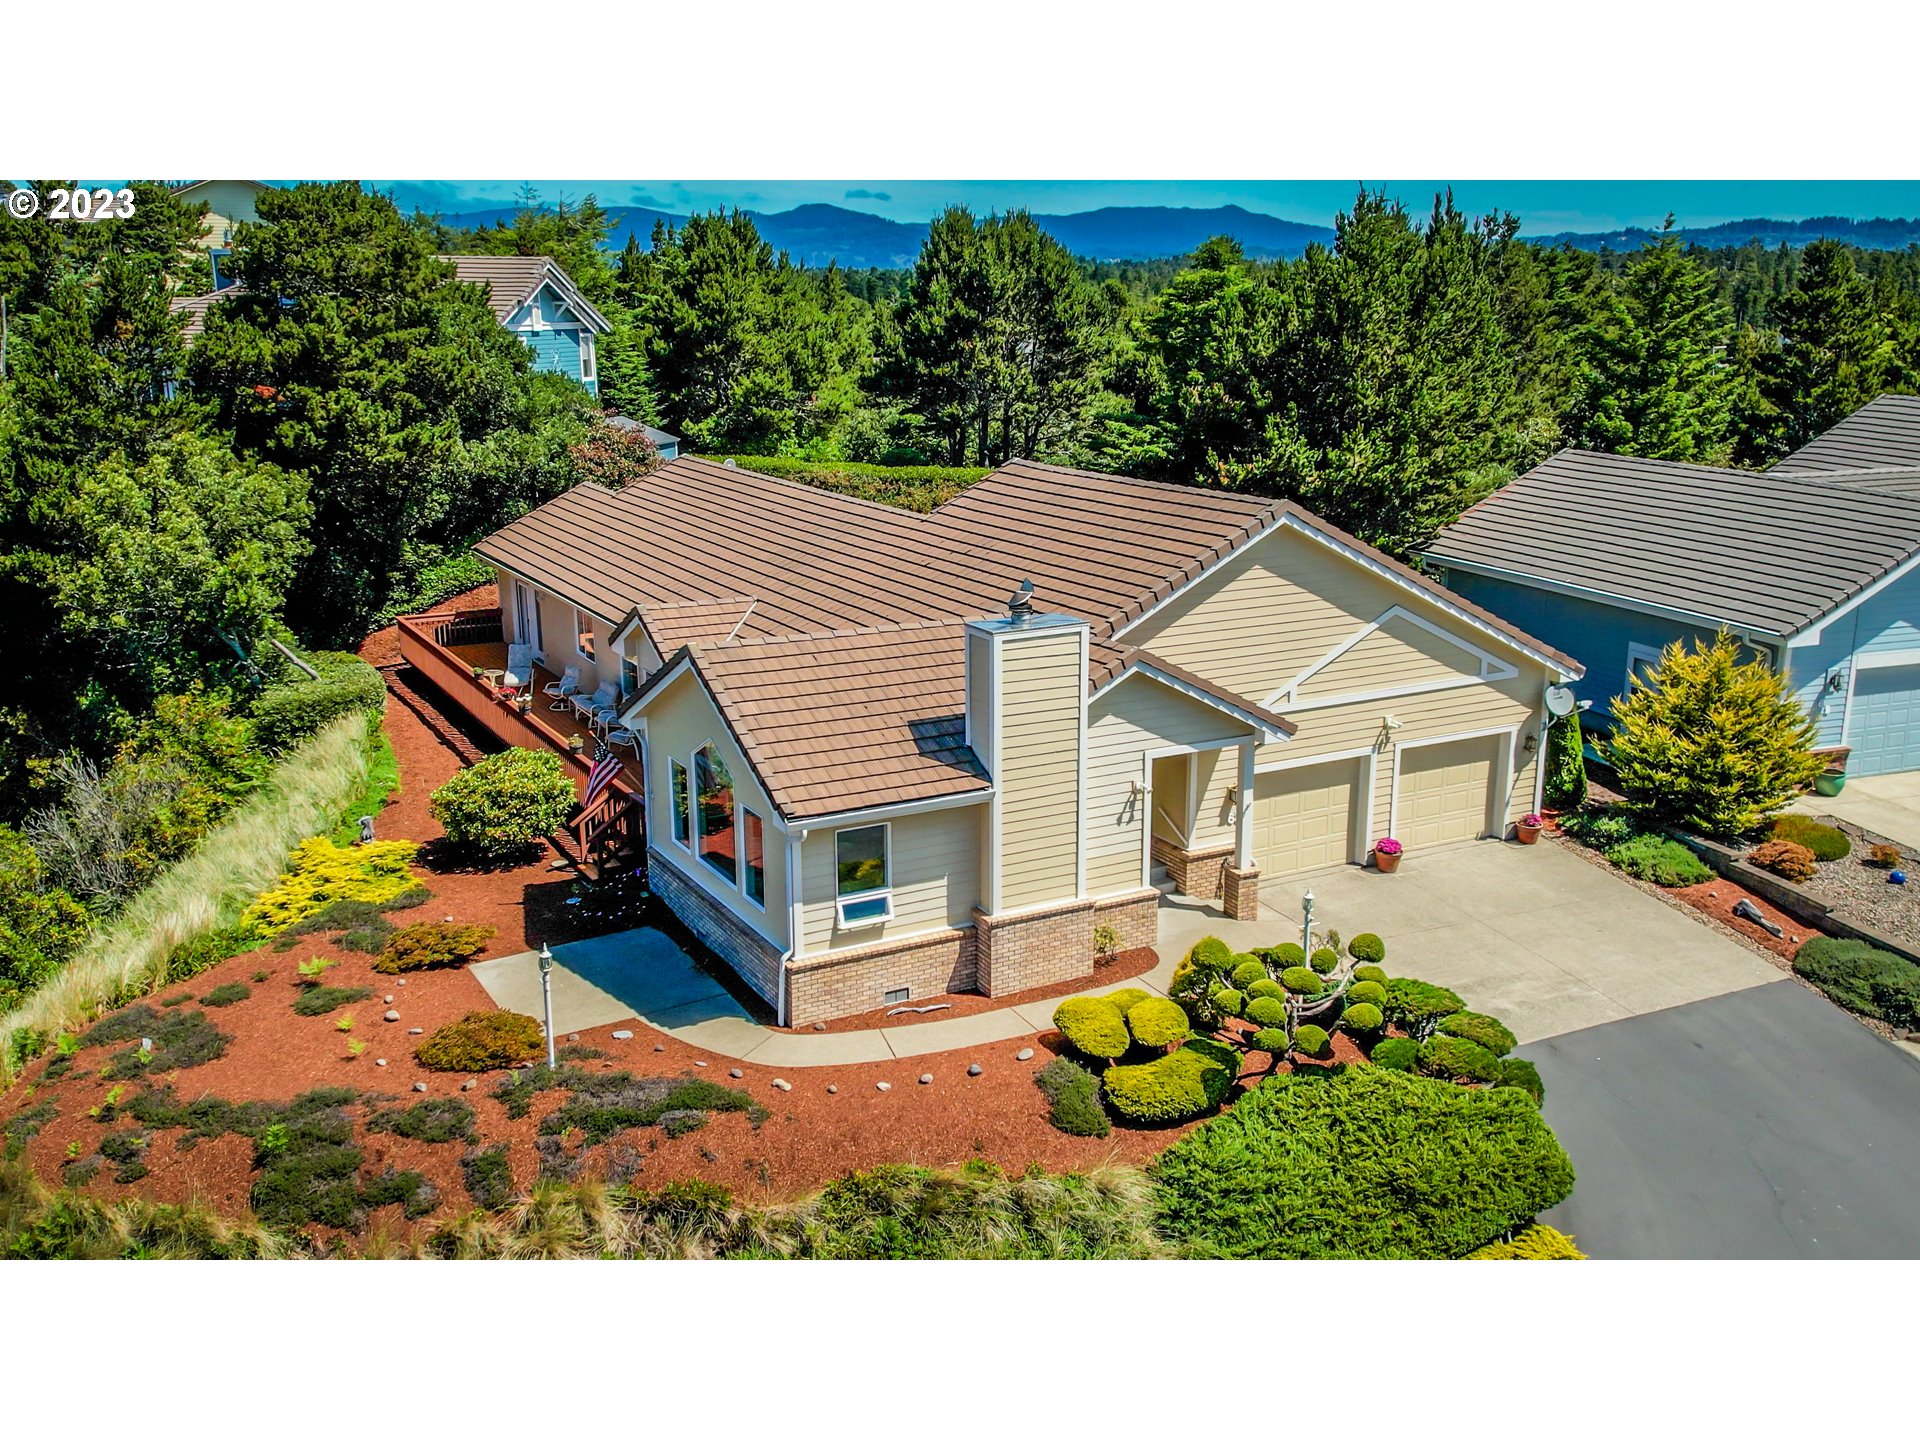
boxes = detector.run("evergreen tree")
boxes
[1747,239,1892,459]
[1140,235,1271,482]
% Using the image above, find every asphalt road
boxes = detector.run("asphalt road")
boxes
[1524,980,1920,1259]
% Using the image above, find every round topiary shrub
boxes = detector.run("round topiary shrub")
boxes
[1309,947,1339,974]
[1211,987,1246,1017]
[1370,1036,1420,1071]
[1102,1037,1240,1123]
[1292,1023,1332,1059]
[1280,966,1323,995]
[1104,987,1152,1018]
[1495,1056,1545,1106]
[1342,1002,1384,1033]
[416,1010,545,1072]
[1769,814,1850,862]
[1347,979,1388,1007]
[1439,1010,1517,1057]
[1186,937,1235,973]
[1231,958,1269,990]
[1245,995,1288,1028]
[1353,964,1387,985]
[1127,996,1192,1049]
[1262,942,1305,969]
[1348,933,1386,963]
[429,748,577,860]
[1052,997,1131,1060]
[1248,1027,1291,1054]
[1416,1034,1503,1084]
[1384,977,1466,1039]
[1247,978,1285,1001]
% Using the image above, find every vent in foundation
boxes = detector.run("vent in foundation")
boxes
[883,987,909,1005]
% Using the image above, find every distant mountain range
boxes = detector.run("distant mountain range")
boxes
[423,201,1920,268]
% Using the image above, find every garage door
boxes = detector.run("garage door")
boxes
[1850,665,1920,777]
[1253,759,1362,875]
[1396,738,1496,848]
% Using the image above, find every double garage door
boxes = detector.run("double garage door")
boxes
[1251,737,1499,876]
[1849,665,1920,777]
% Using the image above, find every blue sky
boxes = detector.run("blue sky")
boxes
[370,180,1920,234]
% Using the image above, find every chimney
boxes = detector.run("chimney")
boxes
[1008,579,1035,624]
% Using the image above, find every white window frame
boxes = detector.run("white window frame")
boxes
[1625,642,1663,697]
[579,333,597,384]
[833,822,893,928]
[668,757,691,851]
[741,807,767,910]
[692,744,739,887]
[575,607,597,664]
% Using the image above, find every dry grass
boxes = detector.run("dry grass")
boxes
[0,714,377,1083]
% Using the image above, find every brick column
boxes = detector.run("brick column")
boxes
[973,898,1096,995]
[1221,864,1261,920]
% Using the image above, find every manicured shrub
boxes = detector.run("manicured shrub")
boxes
[1793,937,1920,1023]
[1768,814,1850,862]
[1370,1037,1420,1071]
[374,920,497,974]
[251,651,387,752]
[1439,1010,1517,1057]
[1605,833,1714,887]
[1750,839,1816,882]
[1342,1002,1384,1034]
[1495,1057,1545,1106]
[1244,996,1288,1028]
[1292,1024,1332,1059]
[1127,996,1192,1049]
[1544,711,1588,811]
[1102,1037,1239,1124]
[1868,843,1904,869]
[1417,1035,1503,1084]
[1036,1057,1110,1137]
[1150,1065,1576,1258]
[1353,964,1387,985]
[1559,804,1645,851]
[200,982,250,1008]
[1280,966,1323,995]
[1230,959,1269,990]
[1185,937,1234,973]
[1347,980,1387,1007]
[1468,1223,1584,1259]
[416,1011,545,1072]
[1347,933,1386,964]
[1248,1027,1290,1055]
[1211,988,1246,1018]
[1261,943,1305,969]
[1309,947,1339,974]
[1053,997,1131,1061]
[291,985,373,1017]
[430,748,577,860]
[239,836,423,938]
[1103,987,1152,1018]
[1246,978,1285,1001]
[1382,978,1465,1039]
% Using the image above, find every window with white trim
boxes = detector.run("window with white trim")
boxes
[579,334,596,383]
[693,746,737,884]
[742,809,766,907]
[575,608,596,662]
[669,758,690,848]
[834,824,891,926]
[1625,642,1663,696]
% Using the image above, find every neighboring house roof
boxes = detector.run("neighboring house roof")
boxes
[439,254,612,335]
[169,180,270,198]
[1426,448,1920,638]
[169,289,231,340]
[1786,466,1920,500]
[606,414,681,451]
[1774,393,1920,473]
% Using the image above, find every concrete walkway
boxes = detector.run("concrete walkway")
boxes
[1790,771,1920,852]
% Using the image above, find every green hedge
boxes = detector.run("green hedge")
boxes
[1605,833,1713,887]
[1439,1010,1517,1057]
[1149,1066,1575,1258]
[1793,937,1920,1025]
[1416,1035,1503,1084]
[251,652,387,753]
[429,748,576,859]
[712,455,988,512]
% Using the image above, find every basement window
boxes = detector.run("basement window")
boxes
[884,988,909,1005]
[834,823,892,927]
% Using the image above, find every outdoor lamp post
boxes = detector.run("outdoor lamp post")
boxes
[538,943,557,1070]
[1301,889,1315,960]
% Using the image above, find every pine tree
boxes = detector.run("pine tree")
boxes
[1749,239,1892,459]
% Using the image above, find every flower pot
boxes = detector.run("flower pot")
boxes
[1813,772,1847,797]
[1373,849,1402,874]
[1515,821,1543,845]
[567,735,586,754]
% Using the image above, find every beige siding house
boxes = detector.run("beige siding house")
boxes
[476,458,1582,1025]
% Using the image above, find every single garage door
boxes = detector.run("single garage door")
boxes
[1849,665,1920,777]
[1253,758,1362,875]
[1396,737,1496,848]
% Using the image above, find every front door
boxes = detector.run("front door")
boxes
[514,581,543,658]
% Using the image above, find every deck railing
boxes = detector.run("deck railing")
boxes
[396,606,644,857]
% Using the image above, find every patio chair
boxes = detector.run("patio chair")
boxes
[571,681,616,729]
[543,665,581,711]
[502,644,533,691]
[605,726,639,754]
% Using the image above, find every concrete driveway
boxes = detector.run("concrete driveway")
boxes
[1524,982,1920,1258]
[1790,771,1920,852]
[1239,839,1783,1044]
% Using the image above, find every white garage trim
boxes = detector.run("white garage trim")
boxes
[1263,604,1520,710]
[1840,654,1920,763]
[1387,725,1518,845]
[1252,746,1379,866]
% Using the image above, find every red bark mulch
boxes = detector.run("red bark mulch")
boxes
[1666,879,1810,961]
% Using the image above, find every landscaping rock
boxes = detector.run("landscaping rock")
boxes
[374,1059,387,1067]
[919,1073,934,1085]
[383,995,394,1004]
[826,1084,838,1094]
[654,1044,665,1052]
[694,1059,707,1067]
[611,1030,634,1041]
[875,1081,891,1092]
[461,1079,478,1091]
[967,1063,983,1077]
[771,1078,792,1091]
[1015,1047,1034,1061]
[412,1082,428,1093]
[729,1068,743,1078]
[407,1027,423,1035]
[383,1010,400,1022]
[813,1022,826,1031]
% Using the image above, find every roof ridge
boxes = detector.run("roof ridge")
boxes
[696,616,972,652]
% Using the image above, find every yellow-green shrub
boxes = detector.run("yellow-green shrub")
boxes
[1126,996,1191,1049]
[238,837,422,938]
[1280,967,1323,995]
[416,1011,544,1072]
[1245,996,1287,1028]
[1102,1037,1239,1123]
[1053,997,1130,1060]
[1292,1024,1332,1059]
[1348,933,1386,963]
[1103,987,1152,1018]
[1467,1223,1585,1259]
[1348,980,1387,1007]
[374,921,497,974]
[1342,1002,1384,1033]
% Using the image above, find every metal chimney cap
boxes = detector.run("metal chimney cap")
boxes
[1008,579,1036,622]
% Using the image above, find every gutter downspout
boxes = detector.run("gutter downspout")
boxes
[777,827,806,1028]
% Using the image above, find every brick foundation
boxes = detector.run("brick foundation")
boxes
[1221,864,1261,920]
[974,897,1098,995]
[1151,838,1235,900]
[649,848,784,1011]
[1091,887,1161,954]
[786,928,977,1028]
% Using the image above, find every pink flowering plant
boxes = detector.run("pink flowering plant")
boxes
[1520,813,1544,828]
[1373,836,1403,856]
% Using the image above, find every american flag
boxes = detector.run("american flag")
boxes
[584,747,624,809]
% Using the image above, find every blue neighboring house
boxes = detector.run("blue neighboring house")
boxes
[1424,395,1920,779]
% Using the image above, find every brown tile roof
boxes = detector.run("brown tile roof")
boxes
[1089,641,1298,737]
[638,597,758,652]
[439,254,611,333]
[169,289,231,340]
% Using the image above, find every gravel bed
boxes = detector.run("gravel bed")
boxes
[1783,817,1920,948]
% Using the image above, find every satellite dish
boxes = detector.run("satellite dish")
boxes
[1544,685,1578,719]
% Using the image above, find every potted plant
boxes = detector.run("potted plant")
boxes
[567,733,586,755]
[470,664,484,679]
[1515,812,1544,845]
[1813,769,1847,798]
[515,693,534,716]
[1372,836,1404,873]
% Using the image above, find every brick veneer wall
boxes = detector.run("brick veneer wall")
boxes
[974,897,1097,995]
[787,928,977,1027]
[1151,838,1234,900]
[1091,887,1161,953]
[1221,864,1261,920]
[649,848,784,1011]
